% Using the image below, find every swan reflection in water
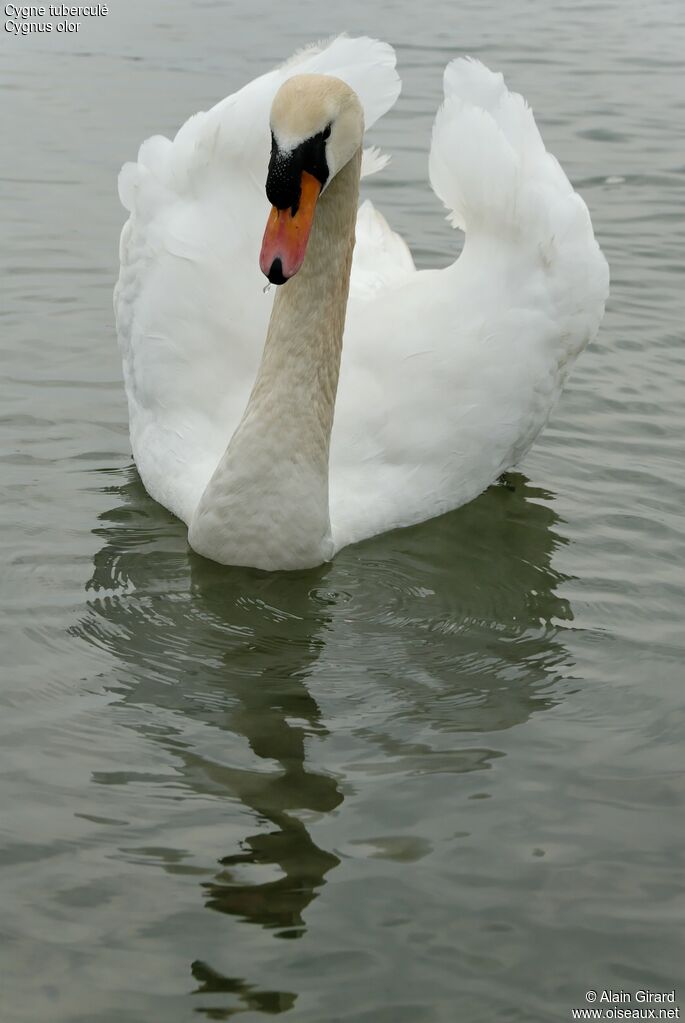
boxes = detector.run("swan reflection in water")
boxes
[76,466,573,1017]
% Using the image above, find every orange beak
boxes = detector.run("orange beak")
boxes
[259,170,321,284]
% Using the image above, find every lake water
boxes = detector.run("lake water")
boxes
[2,1,684,1020]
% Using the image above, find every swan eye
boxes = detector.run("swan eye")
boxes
[322,125,331,140]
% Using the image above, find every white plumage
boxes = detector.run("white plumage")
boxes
[115,35,609,568]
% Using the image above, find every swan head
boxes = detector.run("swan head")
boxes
[260,74,364,285]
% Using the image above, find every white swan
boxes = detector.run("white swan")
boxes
[115,35,609,571]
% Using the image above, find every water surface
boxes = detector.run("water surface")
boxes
[1,1,684,1020]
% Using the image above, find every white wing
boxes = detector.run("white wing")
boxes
[328,58,609,549]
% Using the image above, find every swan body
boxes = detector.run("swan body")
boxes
[115,36,609,570]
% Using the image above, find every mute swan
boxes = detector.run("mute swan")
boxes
[115,36,609,571]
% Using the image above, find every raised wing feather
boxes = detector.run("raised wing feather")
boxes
[350,199,415,299]
[329,58,609,549]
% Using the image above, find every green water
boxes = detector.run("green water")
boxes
[2,1,684,1020]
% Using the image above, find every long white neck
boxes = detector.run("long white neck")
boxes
[189,148,361,570]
